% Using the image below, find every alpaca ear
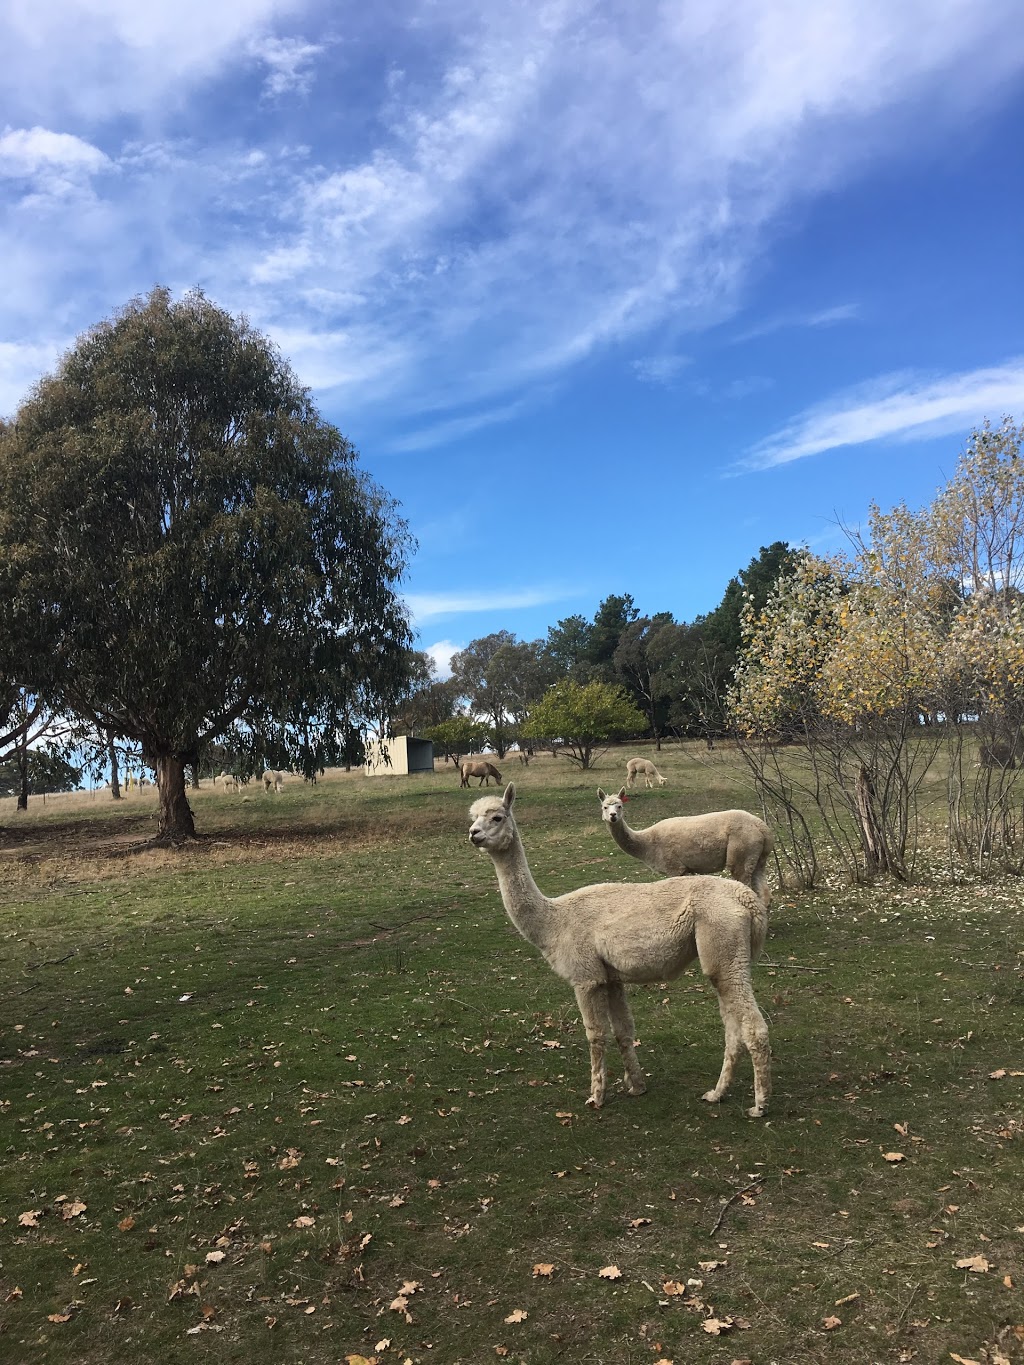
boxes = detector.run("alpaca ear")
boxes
[503,782,516,808]
[597,788,606,801]
[618,787,627,799]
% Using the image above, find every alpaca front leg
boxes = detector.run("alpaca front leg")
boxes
[574,983,610,1109]
[606,982,646,1096]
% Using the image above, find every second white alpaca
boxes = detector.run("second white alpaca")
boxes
[598,789,773,906]
[469,784,771,1115]
[626,756,666,787]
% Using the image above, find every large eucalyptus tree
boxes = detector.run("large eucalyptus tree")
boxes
[0,288,412,840]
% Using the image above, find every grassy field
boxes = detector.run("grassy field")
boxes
[1,746,1022,1365]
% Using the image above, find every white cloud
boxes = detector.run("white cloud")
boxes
[423,639,461,678]
[0,127,110,178]
[0,339,67,417]
[2,1,1024,433]
[745,359,1024,469]
[250,35,324,99]
[405,586,571,622]
[0,0,303,119]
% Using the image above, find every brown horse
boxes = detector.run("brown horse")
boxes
[459,758,503,788]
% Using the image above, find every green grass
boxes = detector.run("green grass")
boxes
[1,748,1022,1364]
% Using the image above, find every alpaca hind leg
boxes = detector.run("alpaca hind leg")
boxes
[704,976,771,1118]
[750,850,772,907]
[573,983,611,1109]
[606,982,646,1096]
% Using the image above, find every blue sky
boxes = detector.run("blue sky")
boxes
[2,1,1023,676]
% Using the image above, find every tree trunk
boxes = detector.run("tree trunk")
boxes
[855,763,887,877]
[16,727,29,810]
[155,753,197,841]
[108,734,121,800]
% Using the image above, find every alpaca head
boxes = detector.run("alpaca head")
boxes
[656,772,667,786]
[469,782,517,853]
[597,787,628,825]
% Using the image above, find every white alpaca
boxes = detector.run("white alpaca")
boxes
[459,758,502,788]
[626,757,666,788]
[469,784,771,1116]
[215,771,240,793]
[598,789,773,906]
[262,769,285,793]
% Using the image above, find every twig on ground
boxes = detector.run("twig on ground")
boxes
[709,1176,763,1237]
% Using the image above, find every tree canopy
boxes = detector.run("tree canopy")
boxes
[525,679,645,769]
[0,288,412,839]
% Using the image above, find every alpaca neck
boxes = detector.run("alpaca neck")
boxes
[609,815,648,859]
[488,830,554,949]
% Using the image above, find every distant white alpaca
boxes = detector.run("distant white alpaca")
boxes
[598,789,773,906]
[262,769,285,793]
[626,757,666,788]
[469,784,771,1116]
[460,758,502,788]
[215,771,240,793]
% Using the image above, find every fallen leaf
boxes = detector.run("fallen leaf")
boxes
[882,1151,906,1163]
[495,1348,509,1358]
[61,1200,87,1221]
[823,1315,842,1329]
[662,1280,686,1296]
[388,1196,405,1209]
[396,1115,412,1125]
[598,1265,622,1280]
[18,1210,41,1228]
[118,1216,135,1232]
[48,1313,73,1324]
[389,1296,408,1312]
[5,1288,23,1303]
[702,1317,733,1335]
[699,1259,725,1272]
[291,1215,316,1228]
[955,1255,990,1274]
[629,1217,652,1228]
[989,1069,1007,1079]
[532,1263,555,1278]
[205,1250,226,1266]
[504,1308,528,1323]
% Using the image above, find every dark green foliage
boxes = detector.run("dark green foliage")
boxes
[0,289,412,835]
[0,747,81,797]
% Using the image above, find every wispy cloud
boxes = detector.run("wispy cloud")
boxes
[744,359,1024,469]
[249,35,325,99]
[732,303,861,343]
[387,398,533,453]
[632,353,691,386]
[405,585,574,623]
[1,1,1023,432]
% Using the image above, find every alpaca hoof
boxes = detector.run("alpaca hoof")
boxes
[624,1077,647,1096]
[701,1089,722,1104]
[585,1094,603,1109]
[746,1103,766,1119]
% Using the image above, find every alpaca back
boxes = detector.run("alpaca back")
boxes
[542,874,764,986]
[638,810,770,876]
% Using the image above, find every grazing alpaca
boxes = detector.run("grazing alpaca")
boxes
[626,757,666,788]
[597,789,773,906]
[215,771,240,793]
[469,785,771,1116]
[262,769,285,793]
[460,758,503,788]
